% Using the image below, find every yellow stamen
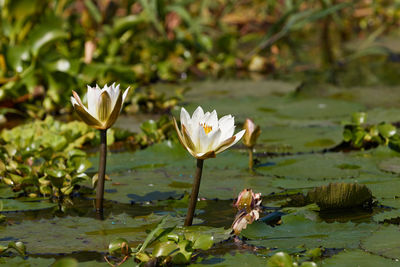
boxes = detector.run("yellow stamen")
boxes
[200,123,212,134]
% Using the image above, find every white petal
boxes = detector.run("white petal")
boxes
[109,83,120,110]
[219,115,235,141]
[71,96,79,107]
[219,115,234,130]
[71,94,91,115]
[197,123,209,153]
[87,85,100,119]
[207,128,222,151]
[122,86,130,102]
[192,106,204,124]
[216,129,245,154]
[206,110,218,133]
[180,107,191,129]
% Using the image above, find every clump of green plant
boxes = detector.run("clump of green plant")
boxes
[0,116,92,198]
[107,217,214,266]
[339,112,400,152]
[136,115,175,147]
[0,241,26,258]
[0,114,177,198]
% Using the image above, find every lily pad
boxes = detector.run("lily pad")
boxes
[257,152,386,181]
[320,249,399,266]
[373,209,400,223]
[378,157,400,174]
[259,126,342,153]
[0,257,55,267]
[242,213,377,249]
[90,142,279,202]
[361,225,400,260]
[0,213,186,254]
[0,199,56,212]
[190,252,268,266]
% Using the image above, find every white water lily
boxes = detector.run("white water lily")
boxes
[173,106,245,159]
[71,83,130,130]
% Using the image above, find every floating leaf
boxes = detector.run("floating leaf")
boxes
[373,209,400,223]
[320,249,399,267]
[361,225,400,260]
[241,213,377,249]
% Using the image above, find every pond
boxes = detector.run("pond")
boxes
[2,80,400,266]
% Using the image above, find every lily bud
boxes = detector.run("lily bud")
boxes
[242,118,261,148]
[71,83,130,130]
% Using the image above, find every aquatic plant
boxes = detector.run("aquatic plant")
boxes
[0,116,92,199]
[71,83,130,216]
[106,216,214,266]
[173,106,245,226]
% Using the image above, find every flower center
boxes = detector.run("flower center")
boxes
[200,123,212,135]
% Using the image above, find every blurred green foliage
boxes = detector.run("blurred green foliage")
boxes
[1,0,400,117]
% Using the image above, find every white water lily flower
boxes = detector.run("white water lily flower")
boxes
[71,83,130,130]
[173,106,245,160]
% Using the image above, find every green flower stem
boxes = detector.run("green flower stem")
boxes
[185,159,204,226]
[96,129,107,218]
[248,147,254,170]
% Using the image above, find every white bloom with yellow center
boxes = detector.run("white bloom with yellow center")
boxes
[71,83,130,130]
[174,106,245,159]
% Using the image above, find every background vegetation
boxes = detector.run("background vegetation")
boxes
[1,0,400,120]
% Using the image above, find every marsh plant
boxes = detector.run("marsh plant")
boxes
[71,83,130,216]
[173,106,245,226]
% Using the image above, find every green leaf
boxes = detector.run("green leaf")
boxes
[0,199,56,212]
[267,252,293,267]
[5,45,30,73]
[172,240,192,264]
[378,123,397,138]
[108,238,129,256]
[138,216,169,253]
[320,249,399,266]
[152,241,178,257]
[351,112,367,125]
[28,17,68,56]
[51,258,78,267]
[113,15,145,36]
[84,0,101,23]
[45,168,66,178]
[242,213,377,249]
[192,234,213,250]
[361,225,400,260]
